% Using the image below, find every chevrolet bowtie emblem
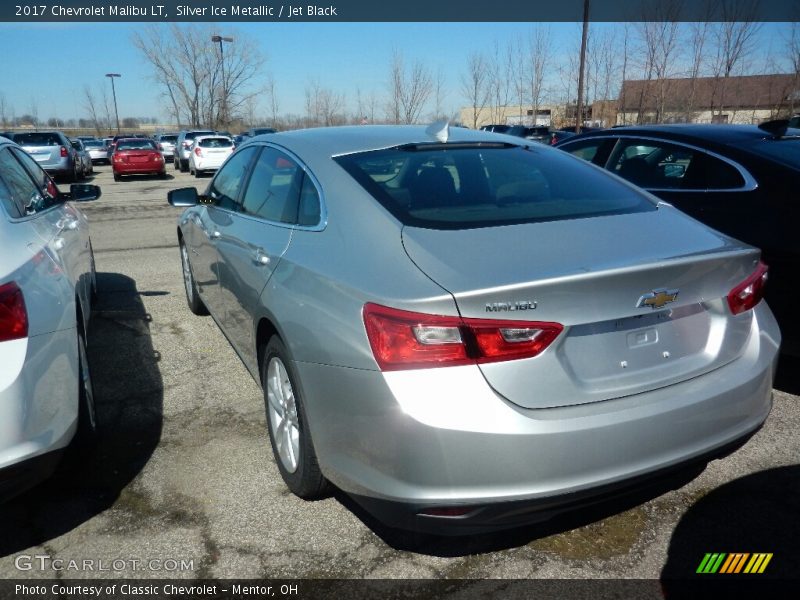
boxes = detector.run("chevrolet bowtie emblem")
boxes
[637,288,680,309]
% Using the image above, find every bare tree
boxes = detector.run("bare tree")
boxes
[708,1,761,119]
[265,73,279,125]
[460,51,490,129]
[82,85,105,136]
[0,94,9,130]
[305,79,346,127]
[486,41,513,124]
[634,2,683,124]
[683,21,711,121]
[528,27,552,125]
[431,67,448,120]
[388,50,433,125]
[133,24,265,129]
[786,23,800,113]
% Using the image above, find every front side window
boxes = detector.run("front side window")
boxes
[241,147,303,223]
[12,147,60,205]
[208,146,258,211]
[335,143,655,230]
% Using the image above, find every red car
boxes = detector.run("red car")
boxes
[112,138,166,181]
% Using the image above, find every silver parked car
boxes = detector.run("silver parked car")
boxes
[70,139,93,178]
[168,125,780,533]
[154,132,179,162]
[82,139,109,165]
[0,136,101,501]
[12,131,81,182]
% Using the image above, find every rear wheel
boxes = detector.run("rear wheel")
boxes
[263,337,329,499]
[113,172,121,182]
[180,239,207,315]
[75,326,98,445]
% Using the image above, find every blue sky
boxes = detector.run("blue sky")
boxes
[0,22,795,124]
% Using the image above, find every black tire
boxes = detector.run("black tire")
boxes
[179,239,208,315]
[174,157,180,171]
[194,168,201,178]
[263,337,329,499]
[180,159,188,173]
[113,172,121,182]
[75,325,99,446]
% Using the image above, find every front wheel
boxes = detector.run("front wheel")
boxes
[263,337,329,499]
[180,239,207,315]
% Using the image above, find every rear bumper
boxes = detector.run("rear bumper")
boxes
[296,302,780,532]
[113,163,165,175]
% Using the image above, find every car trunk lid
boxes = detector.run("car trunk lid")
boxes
[401,206,761,409]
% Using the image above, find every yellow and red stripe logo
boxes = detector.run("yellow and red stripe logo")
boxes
[696,553,773,574]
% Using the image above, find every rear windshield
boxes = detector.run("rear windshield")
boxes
[84,140,105,148]
[199,138,233,148]
[14,133,62,146]
[117,139,157,150]
[741,138,800,170]
[159,135,178,143]
[252,128,275,135]
[186,131,215,140]
[335,144,656,230]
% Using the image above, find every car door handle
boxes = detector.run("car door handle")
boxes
[253,249,270,265]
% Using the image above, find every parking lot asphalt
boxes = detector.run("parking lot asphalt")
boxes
[0,164,798,584]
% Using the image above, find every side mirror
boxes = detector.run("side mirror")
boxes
[70,184,101,202]
[168,187,200,207]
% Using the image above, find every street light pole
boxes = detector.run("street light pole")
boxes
[211,35,234,128]
[105,73,122,134]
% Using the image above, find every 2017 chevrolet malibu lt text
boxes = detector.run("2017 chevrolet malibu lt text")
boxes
[0,136,101,501]
[168,124,780,534]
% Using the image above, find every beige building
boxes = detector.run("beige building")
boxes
[617,73,799,125]
[459,104,565,129]
[460,100,618,130]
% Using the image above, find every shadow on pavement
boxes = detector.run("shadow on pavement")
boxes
[0,272,164,556]
[337,462,707,557]
[660,466,800,599]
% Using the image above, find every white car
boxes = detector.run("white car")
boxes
[0,136,101,502]
[188,135,234,177]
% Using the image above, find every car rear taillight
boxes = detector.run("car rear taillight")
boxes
[0,282,28,342]
[363,303,562,371]
[194,147,202,156]
[727,261,768,315]
[60,146,69,157]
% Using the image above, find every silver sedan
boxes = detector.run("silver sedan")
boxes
[168,124,780,534]
[0,137,100,501]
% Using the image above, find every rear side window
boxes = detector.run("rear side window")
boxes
[241,147,303,223]
[335,144,656,230]
[608,139,745,190]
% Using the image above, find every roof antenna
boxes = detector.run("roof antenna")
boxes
[758,119,788,138]
[425,119,450,143]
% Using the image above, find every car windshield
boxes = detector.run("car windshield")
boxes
[71,141,82,150]
[117,140,157,150]
[14,133,62,146]
[335,143,656,230]
[741,138,800,169]
[84,140,104,148]
[199,138,233,148]
[159,135,178,143]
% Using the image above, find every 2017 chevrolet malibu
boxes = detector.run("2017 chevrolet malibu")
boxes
[168,124,779,533]
[0,136,101,501]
